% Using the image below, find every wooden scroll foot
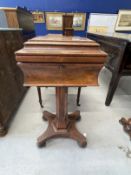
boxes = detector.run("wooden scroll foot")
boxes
[37,111,87,148]
[119,118,131,140]
[0,123,7,136]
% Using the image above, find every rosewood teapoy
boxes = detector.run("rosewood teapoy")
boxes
[15,34,107,147]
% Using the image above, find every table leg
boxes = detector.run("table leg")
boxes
[37,87,44,108]
[105,74,120,106]
[37,87,87,147]
[76,87,81,106]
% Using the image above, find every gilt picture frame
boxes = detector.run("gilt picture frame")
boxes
[46,12,65,30]
[32,11,45,23]
[68,13,86,31]
[115,10,131,31]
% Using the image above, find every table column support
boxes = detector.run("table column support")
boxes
[37,87,87,148]
[55,87,68,129]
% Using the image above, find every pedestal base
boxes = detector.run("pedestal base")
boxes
[37,111,87,147]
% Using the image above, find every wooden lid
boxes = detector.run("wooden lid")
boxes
[16,34,107,63]
[29,34,95,42]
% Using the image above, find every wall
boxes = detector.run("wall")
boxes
[0,0,131,36]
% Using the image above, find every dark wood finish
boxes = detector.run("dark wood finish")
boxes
[37,87,44,108]
[86,32,131,106]
[0,7,36,136]
[0,119,7,136]
[62,14,74,36]
[0,11,35,136]
[77,87,81,106]
[63,28,74,36]
[15,34,107,147]
[119,118,131,140]
[63,15,74,29]
[0,30,26,136]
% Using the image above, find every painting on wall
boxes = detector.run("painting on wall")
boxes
[32,11,45,23]
[46,12,65,30]
[87,13,118,34]
[68,13,86,31]
[115,10,131,31]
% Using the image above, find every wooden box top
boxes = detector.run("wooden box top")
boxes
[15,34,107,87]
[15,34,107,63]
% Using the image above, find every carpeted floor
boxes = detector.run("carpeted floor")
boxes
[0,68,131,175]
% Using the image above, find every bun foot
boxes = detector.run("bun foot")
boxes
[78,140,87,148]
[43,116,48,121]
[37,141,46,148]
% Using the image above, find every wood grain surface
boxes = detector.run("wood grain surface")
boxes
[16,34,107,87]
[15,34,107,147]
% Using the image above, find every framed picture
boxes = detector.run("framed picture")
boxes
[115,10,131,31]
[87,13,117,34]
[32,11,45,23]
[46,12,65,30]
[68,13,86,31]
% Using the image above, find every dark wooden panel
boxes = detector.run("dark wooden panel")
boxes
[17,7,34,31]
[87,33,127,72]
[0,31,26,130]
[0,29,35,136]
[62,14,74,36]
[87,32,131,106]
